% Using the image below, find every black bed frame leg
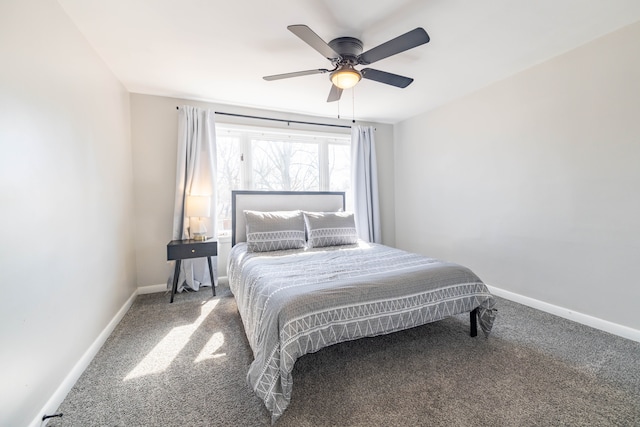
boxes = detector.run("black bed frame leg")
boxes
[470,308,478,337]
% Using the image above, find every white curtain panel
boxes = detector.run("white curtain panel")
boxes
[351,125,381,243]
[168,106,218,292]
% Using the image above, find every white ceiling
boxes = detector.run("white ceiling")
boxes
[57,0,640,124]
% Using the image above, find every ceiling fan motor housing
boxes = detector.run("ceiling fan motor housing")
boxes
[329,37,363,65]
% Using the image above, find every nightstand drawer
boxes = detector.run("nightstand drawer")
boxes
[167,239,217,260]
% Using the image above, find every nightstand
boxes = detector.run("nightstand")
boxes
[167,238,217,303]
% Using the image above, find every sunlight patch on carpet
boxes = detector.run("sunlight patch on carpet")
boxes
[195,331,226,362]
[124,299,219,380]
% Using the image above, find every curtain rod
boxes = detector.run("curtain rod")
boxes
[176,107,352,129]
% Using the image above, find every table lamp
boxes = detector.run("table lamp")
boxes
[186,195,210,241]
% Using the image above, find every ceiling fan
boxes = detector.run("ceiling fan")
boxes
[263,25,430,102]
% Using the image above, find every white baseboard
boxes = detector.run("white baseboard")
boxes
[487,285,640,343]
[137,278,228,296]
[138,283,167,294]
[32,289,139,427]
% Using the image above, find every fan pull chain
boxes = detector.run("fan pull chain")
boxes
[352,87,356,123]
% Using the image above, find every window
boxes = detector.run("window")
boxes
[215,123,351,235]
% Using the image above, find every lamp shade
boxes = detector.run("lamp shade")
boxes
[330,66,362,89]
[186,195,210,218]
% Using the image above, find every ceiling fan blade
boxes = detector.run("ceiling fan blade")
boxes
[263,69,329,81]
[358,28,430,65]
[288,25,341,60]
[361,68,414,88]
[327,84,343,102]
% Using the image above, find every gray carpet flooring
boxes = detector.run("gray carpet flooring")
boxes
[52,280,640,426]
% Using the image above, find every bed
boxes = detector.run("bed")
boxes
[228,190,497,422]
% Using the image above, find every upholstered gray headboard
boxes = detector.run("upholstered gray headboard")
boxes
[231,191,345,246]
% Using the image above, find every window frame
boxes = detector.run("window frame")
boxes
[214,122,351,236]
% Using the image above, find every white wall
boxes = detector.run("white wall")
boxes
[395,21,640,331]
[130,93,394,286]
[0,1,137,425]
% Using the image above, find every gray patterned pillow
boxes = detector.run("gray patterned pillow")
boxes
[244,210,306,252]
[303,211,358,248]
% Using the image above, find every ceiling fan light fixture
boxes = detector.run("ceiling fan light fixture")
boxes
[330,66,361,89]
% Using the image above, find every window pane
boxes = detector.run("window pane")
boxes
[251,139,319,191]
[328,142,353,211]
[328,143,350,192]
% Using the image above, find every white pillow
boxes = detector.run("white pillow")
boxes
[303,211,358,248]
[244,210,306,252]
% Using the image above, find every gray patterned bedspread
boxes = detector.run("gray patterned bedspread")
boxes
[228,241,496,422]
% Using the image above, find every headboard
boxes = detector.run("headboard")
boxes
[231,190,346,246]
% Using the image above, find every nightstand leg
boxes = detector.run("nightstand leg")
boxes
[170,260,182,303]
[207,256,216,297]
